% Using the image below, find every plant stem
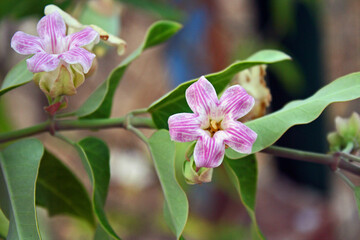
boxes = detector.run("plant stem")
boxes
[0,117,155,143]
[262,145,360,176]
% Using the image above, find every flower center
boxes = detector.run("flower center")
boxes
[204,119,223,137]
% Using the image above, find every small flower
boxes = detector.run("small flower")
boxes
[11,11,99,74]
[45,4,126,56]
[232,65,271,121]
[168,76,257,168]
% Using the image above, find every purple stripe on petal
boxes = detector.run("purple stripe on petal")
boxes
[59,47,95,73]
[194,132,225,168]
[67,27,100,49]
[37,11,66,54]
[11,31,44,55]
[185,76,218,116]
[26,53,60,73]
[222,119,257,154]
[219,85,255,120]
[168,113,202,142]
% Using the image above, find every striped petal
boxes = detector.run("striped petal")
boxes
[219,85,255,120]
[222,119,257,154]
[59,47,95,74]
[26,53,60,73]
[186,76,219,116]
[194,132,225,168]
[168,113,202,142]
[37,11,66,54]
[67,27,100,49]
[11,31,44,55]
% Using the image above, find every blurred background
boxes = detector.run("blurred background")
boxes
[0,0,360,239]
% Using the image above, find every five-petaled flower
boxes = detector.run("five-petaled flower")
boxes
[11,11,99,74]
[168,76,257,168]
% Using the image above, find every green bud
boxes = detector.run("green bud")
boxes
[34,64,85,99]
[182,157,213,185]
[328,112,360,153]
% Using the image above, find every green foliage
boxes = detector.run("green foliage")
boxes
[75,137,121,240]
[116,0,185,21]
[148,130,188,239]
[223,155,263,240]
[0,209,8,238]
[354,187,360,221]
[71,20,182,119]
[226,72,360,159]
[0,59,32,97]
[0,139,44,239]
[148,50,291,129]
[36,151,95,227]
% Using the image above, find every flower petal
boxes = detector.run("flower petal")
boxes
[168,113,202,142]
[11,31,44,55]
[37,11,66,53]
[67,27,100,49]
[186,76,219,116]
[194,132,225,168]
[59,47,95,74]
[26,53,60,73]
[222,119,257,154]
[219,85,255,119]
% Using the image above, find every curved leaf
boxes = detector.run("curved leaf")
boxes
[147,50,291,129]
[148,130,188,239]
[71,20,182,119]
[226,72,360,159]
[0,208,9,238]
[0,138,44,239]
[75,137,120,240]
[223,155,264,240]
[0,59,33,96]
[36,151,95,227]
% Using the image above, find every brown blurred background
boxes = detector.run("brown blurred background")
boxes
[0,0,360,239]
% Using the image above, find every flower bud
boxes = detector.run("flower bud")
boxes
[328,112,360,153]
[33,64,85,98]
[231,65,271,122]
[182,157,213,185]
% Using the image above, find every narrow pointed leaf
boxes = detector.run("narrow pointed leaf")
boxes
[0,208,9,238]
[75,137,120,240]
[0,138,44,239]
[0,59,33,96]
[223,155,264,240]
[70,20,182,119]
[226,72,360,159]
[36,151,95,227]
[147,50,291,129]
[353,187,360,221]
[148,130,188,239]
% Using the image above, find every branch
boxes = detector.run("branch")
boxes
[0,117,155,143]
[262,145,360,176]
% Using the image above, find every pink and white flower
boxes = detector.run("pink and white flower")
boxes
[11,11,99,74]
[168,76,257,168]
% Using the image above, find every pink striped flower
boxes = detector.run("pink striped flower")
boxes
[168,76,257,168]
[11,11,99,74]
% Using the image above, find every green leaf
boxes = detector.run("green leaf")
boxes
[0,138,44,239]
[0,208,9,238]
[71,20,182,119]
[116,0,184,21]
[226,72,360,159]
[147,50,291,129]
[0,59,33,96]
[36,151,95,227]
[223,154,264,240]
[354,187,360,221]
[148,130,188,239]
[75,137,121,240]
